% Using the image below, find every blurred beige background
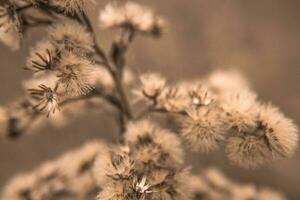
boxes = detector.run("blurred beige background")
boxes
[0,0,300,199]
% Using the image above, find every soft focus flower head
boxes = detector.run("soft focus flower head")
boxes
[157,86,189,112]
[124,120,184,168]
[28,84,59,117]
[49,21,94,54]
[258,103,298,159]
[133,73,166,104]
[188,84,215,108]
[226,135,271,168]
[206,69,251,94]
[99,2,165,36]
[49,0,95,14]
[221,90,259,133]
[56,52,97,96]
[0,0,22,50]
[26,40,59,72]
[181,107,226,153]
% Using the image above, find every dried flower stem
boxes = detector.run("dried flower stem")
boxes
[80,12,134,134]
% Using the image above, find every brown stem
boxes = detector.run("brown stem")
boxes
[80,12,134,134]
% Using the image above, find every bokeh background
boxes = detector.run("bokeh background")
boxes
[0,0,300,199]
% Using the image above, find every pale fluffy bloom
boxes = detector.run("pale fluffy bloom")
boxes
[124,120,184,167]
[93,146,135,186]
[188,84,215,107]
[99,2,165,36]
[258,104,298,159]
[181,107,226,152]
[221,90,259,133]
[226,136,271,168]
[1,140,103,200]
[49,21,94,54]
[49,0,95,14]
[206,69,251,94]
[133,73,166,104]
[0,1,22,50]
[157,86,189,112]
[56,52,97,96]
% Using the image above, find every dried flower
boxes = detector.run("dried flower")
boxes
[226,135,271,168]
[157,86,189,112]
[258,104,298,159]
[181,107,226,152]
[188,85,215,107]
[56,52,96,96]
[99,2,165,36]
[49,21,94,54]
[28,84,59,117]
[48,0,94,14]
[93,147,135,186]
[0,1,22,50]
[133,73,166,104]
[1,140,102,200]
[124,120,184,167]
[206,69,251,94]
[26,40,59,72]
[221,90,259,133]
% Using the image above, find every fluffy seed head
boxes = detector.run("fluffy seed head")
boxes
[124,120,184,168]
[226,136,271,168]
[221,90,259,133]
[93,147,135,186]
[133,73,166,104]
[56,52,96,96]
[28,84,59,117]
[49,21,94,54]
[206,69,251,94]
[99,2,165,36]
[258,104,298,159]
[157,86,189,112]
[0,1,22,50]
[181,107,226,152]
[188,84,215,108]
[49,0,95,14]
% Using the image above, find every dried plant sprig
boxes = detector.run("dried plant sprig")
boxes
[94,145,194,200]
[55,52,97,96]
[1,140,103,200]
[181,107,226,153]
[124,120,185,167]
[49,20,95,55]
[99,2,165,37]
[0,1,298,200]
[135,70,298,168]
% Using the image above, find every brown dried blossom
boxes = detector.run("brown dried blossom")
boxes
[28,84,59,117]
[0,0,22,50]
[49,20,94,54]
[99,2,165,36]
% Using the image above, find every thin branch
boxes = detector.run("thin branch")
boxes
[2,89,121,140]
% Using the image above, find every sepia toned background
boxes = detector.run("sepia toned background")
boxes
[0,0,300,199]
